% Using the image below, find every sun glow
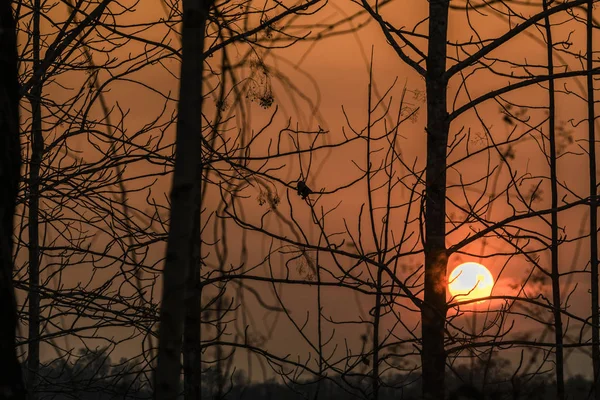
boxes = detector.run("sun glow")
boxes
[448,262,494,302]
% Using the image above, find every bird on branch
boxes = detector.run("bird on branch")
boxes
[296,180,313,200]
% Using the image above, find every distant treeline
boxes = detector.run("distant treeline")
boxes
[31,347,592,399]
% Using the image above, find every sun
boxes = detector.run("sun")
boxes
[448,262,494,302]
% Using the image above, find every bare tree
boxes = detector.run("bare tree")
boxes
[26,1,43,397]
[214,1,600,399]
[154,0,212,398]
[8,0,600,399]
[422,2,450,398]
[587,0,599,397]
[13,1,171,397]
[154,0,327,398]
[542,1,564,397]
[0,0,26,398]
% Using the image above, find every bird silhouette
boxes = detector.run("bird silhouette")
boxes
[296,180,313,199]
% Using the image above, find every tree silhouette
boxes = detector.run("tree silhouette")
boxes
[5,1,600,400]
[0,0,26,398]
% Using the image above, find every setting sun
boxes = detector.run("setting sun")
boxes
[448,262,494,302]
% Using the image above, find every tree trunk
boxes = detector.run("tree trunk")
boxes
[26,1,42,397]
[0,1,27,398]
[154,0,211,399]
[587,0,599,398]
[422,1,449,399]
[543,2,564,398]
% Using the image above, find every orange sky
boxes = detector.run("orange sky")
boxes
[14,0,600,384]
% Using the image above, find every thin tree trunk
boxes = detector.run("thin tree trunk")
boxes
[587,0,599,397]
[154,0,211,398]
[26,0,42,397]
[543,2,564,399]
[0,0,27,398]
[422,1,450,399]
[365,51,381,400]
